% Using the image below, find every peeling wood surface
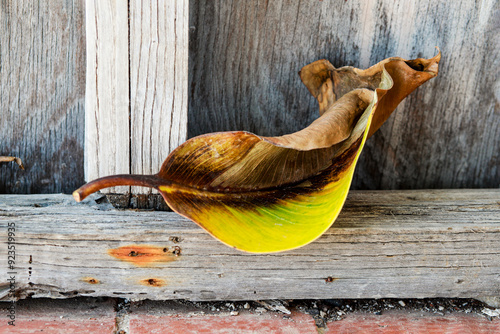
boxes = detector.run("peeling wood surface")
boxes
[0,1,85,194]
[189,0,500,189]
[1,190,499,301]
[85,0,188,196]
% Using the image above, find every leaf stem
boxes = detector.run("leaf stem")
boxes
[73,174,165,202]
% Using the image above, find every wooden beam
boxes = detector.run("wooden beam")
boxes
[85,0,130,194]
[85,0,188,196]
[1,189,499,301]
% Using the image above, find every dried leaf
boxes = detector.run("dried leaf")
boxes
[0,156,24,170]
[74,50,440,253]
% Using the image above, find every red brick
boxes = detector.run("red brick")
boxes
[129,310,317,334]
[324,310,500,334]
[0,319,116,334]
[0,298,116,334]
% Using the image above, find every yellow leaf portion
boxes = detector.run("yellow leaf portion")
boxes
[161,167,355,253]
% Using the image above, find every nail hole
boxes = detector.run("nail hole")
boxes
[169,236,182,243]
[139,278,166,287]
[173,246,181,256]
[129,251,138,257]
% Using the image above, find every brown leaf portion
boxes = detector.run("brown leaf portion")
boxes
[157,131,335,192]
[266,89,373,150]
[0,156,24,170]
[318,50,441,137]
[294,49,440,142]
[366,53,441,137]
[157,88,373,192]
[298,59,336,116]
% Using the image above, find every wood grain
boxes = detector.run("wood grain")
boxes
[189,0,500,190]
[85,0,130,194]
[129,0,188,195]
[0,1,85,194]
[85,0,188,198]
[1,190,499,301]
[2,0,497,199]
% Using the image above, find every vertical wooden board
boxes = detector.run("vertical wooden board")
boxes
[129,0,188,195]
[189,0,499,189]
[0,1,85,194]
[85,0,130,194]
[354,0,500,190]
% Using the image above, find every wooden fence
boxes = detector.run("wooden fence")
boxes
[0,0,499,302]
[1,0,498,195]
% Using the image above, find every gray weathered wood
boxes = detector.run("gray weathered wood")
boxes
[130,0,189,195]
[0,0,85,194]
[85,0,188,197]
[85,0,130,194]
[1,189,499,301]
[189,0,500,189]
[2,1,497,198]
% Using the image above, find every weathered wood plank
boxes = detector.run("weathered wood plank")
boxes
[85,0,130,194]
[85,0,188,201]
[129,0,188,195]
[189,0,500,189]
[1,190,499,301]
[0,1,85,194]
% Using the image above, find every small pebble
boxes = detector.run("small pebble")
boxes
[482,308,500,317]
[438,306,445,311]
[398,301,406,307]
[230,311,239,316]
[243,302,250,309]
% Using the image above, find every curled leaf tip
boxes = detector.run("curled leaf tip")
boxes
[76,51,440,253]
